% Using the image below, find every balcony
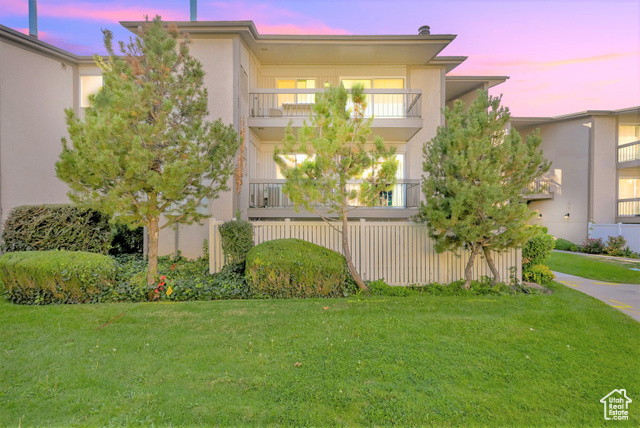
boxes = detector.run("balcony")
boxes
[523,178,555,201]
[618,198,640,220]
[247,179,421,219]
[618,140,640,166]
[248,89,423,141]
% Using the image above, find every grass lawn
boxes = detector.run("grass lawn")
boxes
[1,283,639,426]
[548,251,640,284]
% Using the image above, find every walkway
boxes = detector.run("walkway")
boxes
[554,271,640,322]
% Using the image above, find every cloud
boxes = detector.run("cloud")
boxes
[15,27,97,54]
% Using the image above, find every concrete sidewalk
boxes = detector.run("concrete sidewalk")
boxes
[554,271,640,322]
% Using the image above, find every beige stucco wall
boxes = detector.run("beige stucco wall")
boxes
[591,116,617,224]
[519,119,591,244]
[0,41,74,225]
[406,67,444,181]
[445,87,482,111]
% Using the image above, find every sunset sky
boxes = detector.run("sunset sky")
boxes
[1,0,638,117]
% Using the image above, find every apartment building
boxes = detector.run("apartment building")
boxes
[1,21,508,258]
[512,107,640,244]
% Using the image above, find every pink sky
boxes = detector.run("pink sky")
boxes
[2,0,639,116]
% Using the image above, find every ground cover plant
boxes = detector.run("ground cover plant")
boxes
[0,282,638,426]
[548,251,640,284]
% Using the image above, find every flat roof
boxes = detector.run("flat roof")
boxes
[512,106,640,128]
[120,20,457,66]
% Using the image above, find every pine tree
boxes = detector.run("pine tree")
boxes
[416,90,550,289]
[56,16,239,287]
[275,85,398,290]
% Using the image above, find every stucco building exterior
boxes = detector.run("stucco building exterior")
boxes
[1,19,638,256]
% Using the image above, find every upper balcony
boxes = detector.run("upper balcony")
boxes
[248,89,423,141]
[618,140,640,168]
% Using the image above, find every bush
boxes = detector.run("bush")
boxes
[107,255,252,302]
[109,223,144,255]
[366,279,411,297]
[605,235,627,255]
[523,264,555,284]
[581,237,606,254]
[1,204,112,254]
[218,219,254,264]
[569,245,578,252]
[245,239,354,298]
[554,238,574,251]
[0,251,116,304]
[522,226,555,270]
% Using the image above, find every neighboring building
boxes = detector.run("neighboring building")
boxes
[512,106,640,244]
[0,21,507,258]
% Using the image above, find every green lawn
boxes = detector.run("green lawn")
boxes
[1,283,639,426]
[548,251,640,284]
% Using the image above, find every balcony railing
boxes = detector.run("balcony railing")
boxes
[618,198,640,216]
[618,140,640,163]
[250,89,422,119]
[249,180,421,209]
[526,178,553,195]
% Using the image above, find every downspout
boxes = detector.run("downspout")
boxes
[29,0,38,38]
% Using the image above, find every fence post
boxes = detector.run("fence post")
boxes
[285,218,291,239]
[360,218,366,280]
[617,222,622,236]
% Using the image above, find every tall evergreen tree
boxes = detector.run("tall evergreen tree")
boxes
[416,90,550,289]
[275,85,397,290]
[56,16,239,287]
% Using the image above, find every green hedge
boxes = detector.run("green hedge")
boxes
[522,226,555,270]
[0,251,116,304]
[554,238,574,251]
[1,204,112,254]
[218,219,254,264]
[245,239,353,298]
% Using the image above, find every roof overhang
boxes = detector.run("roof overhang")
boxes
[512,106,640,128]
[445,75,509,102]
[120,20,457,65]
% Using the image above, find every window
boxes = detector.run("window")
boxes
[340,78,405,117]
[80,75,103,108]
[619,178,640,199]
[277,79,316,106]
[619,125,640,145]
[275,154,314,179]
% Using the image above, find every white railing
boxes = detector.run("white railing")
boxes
[250,89,422,119]
[617,198,640,217]
[209,219,522,285]
[618,140,640,163]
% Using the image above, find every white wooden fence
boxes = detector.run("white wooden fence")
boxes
[589,222,640,253]
[209,219,522,285]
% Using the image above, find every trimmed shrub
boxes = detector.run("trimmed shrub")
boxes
[218,219,254,264]
[523,264,555,284]
[1,204,112,254]
[522,226,555,270]
[245,239,353,298]
[554,238,574,251]
[581,237,606,254]
[0,251,116,304]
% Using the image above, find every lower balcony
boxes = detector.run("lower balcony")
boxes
[617,198,640,222]
[618,140,640,166]
[247,179,421,219]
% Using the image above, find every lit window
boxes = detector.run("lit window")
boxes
[277,79,316,106]
[619,178,640,199]
[276,154,315,179]
[619,125,640,145]
[80,76,103,108]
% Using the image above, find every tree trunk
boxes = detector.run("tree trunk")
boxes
[463,243,481,290]
[147,217,160,287]
[342,214,368,291]
[482,246,501,286]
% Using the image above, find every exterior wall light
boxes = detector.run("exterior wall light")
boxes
[564,213,570,220]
